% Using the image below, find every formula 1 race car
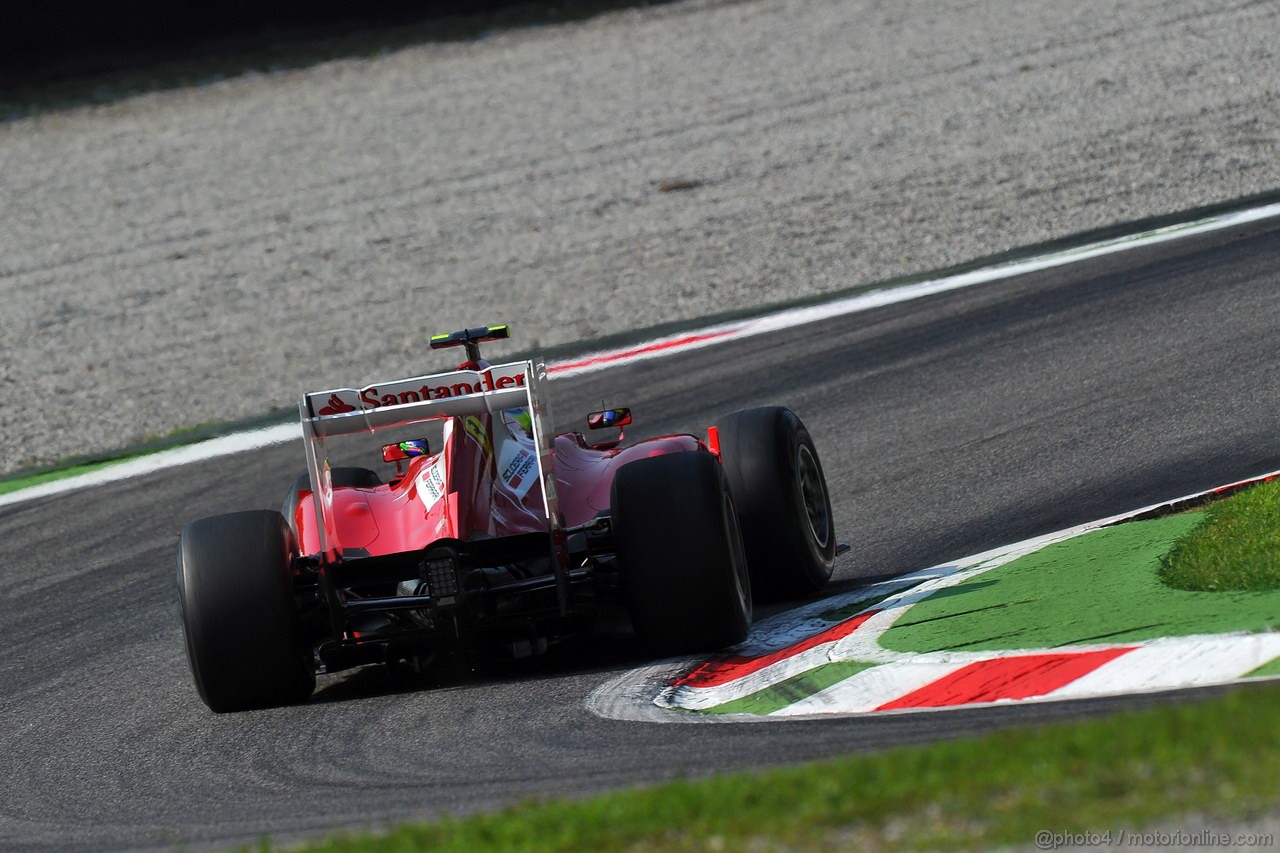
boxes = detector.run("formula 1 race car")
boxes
[178,325,838,712]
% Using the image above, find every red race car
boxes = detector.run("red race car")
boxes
[178,325,839,712]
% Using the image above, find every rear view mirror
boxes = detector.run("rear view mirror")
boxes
[587,408,632,430]
[382,438,431,463]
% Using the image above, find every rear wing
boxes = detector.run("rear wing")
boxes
[298,360,563,565]
[301,360,532,437]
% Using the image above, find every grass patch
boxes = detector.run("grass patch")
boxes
[880,512,1280,653]
[1160,479,1280,592]
[256,682,1280,852]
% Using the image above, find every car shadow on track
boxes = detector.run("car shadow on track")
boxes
[307,628,653,705]
[304,577,909,706]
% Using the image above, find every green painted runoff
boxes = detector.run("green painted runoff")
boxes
[880,512,1280,653]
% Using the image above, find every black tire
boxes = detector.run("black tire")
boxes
[715,407,836,601]
[282,467,381,530]
[611,452,752,656]
[177,510,315,712]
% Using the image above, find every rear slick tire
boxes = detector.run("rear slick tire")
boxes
[715,406,836,602]
[612,452,752,657]
[177,510,315,712]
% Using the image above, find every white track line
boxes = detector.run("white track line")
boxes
[552,201,1280,375]
[5,201,1279,509]
[0,423,300,508]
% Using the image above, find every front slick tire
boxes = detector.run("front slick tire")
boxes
[177,510,315,713]
[715,406,836,602]
[612,452,751,657]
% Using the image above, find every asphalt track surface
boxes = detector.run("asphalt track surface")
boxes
[2,218,1279,851]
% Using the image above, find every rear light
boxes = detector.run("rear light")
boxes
[422,555,459,598]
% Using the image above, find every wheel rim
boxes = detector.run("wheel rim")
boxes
[796,444,832,549]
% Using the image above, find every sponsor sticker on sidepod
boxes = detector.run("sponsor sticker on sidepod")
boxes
[498,439,537,500]
[416,456,448,510]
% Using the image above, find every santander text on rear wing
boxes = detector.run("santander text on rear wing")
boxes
[298,360,562,564]
[302,361,533,436]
